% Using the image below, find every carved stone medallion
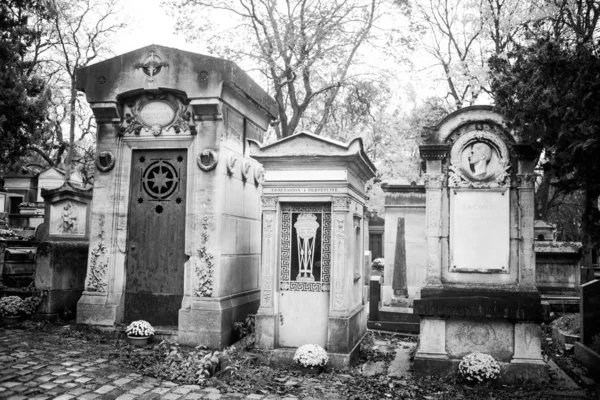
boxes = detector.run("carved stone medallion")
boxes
[448,130,511,188]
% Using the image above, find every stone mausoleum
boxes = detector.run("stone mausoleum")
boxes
[75,45,277,347]
[249,132,376,366]
[413,106,547,381]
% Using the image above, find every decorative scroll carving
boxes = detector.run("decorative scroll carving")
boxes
[197,149,218,171]
[423,173,444,188]
[332,196,351,210]
[448,130,511,188]
[86,215,109,292]
[119,92,195,137]
[226,154,238,175]
[96,151,115,172]
[241,160,252,181]
[261,196,278,209]
[194,216,215,297]
[254,166,265,185]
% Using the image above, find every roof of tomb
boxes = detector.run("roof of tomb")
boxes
[248,131,376,181]
[75,44,278,118]
[424,105,520,144]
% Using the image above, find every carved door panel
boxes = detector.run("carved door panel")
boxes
[278,203,330,348]
[125,149,187,326]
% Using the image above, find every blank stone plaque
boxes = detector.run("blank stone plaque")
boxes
[450,189,509,272]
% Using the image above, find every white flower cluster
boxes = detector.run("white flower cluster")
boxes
[126,320,155,337]
[293,344,329,367]
[458,352,501,382]
[372,258,385,270]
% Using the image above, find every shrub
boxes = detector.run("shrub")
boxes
[458,352,501,383]
[552,313,580,335]
[152,340,221,384]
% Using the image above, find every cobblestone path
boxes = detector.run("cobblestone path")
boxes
[0,327,346,400]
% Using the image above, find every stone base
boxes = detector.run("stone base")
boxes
[413,356,549,382]
[77,291,121,326]
[178,290,260,348]
[328,306,366,353]
[35,289,83,321]
[267,332,366,370]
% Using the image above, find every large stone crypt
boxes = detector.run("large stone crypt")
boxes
[75,45,277,347]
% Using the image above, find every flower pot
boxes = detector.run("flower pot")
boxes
[127,335,150,347]
[2,315,21,325]
[298,365,324,374]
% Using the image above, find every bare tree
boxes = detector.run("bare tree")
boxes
[46,0,126,181]
[166,0,379,138]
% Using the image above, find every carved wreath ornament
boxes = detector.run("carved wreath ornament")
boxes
[119,92,196,137]
[448,130,511,188]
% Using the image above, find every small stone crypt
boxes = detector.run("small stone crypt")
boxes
[249,132,376,367]
[413,106,548,381]
[75,45,277,347]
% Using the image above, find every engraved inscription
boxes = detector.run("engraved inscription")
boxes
[139,101,176,127]
[451,190,509,271]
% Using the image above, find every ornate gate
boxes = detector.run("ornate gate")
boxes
[279,203,331,347]
[124,149,187,326]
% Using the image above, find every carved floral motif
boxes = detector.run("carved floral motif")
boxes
[261,196,278,209]
[332,196,350,210]
[119,93,195,137]
[424,173,445,188]
[194,216,214,297]
[86,215,109,292]
[334,216,345,309]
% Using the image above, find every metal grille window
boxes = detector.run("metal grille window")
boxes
[280,203,331,292]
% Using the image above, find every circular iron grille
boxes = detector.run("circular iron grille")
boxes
[142,160,179,200]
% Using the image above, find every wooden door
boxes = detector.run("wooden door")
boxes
[278,203,331,348]
[125,149,187,326]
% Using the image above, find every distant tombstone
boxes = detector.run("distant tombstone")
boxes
[581,280,600,345]
[413,106,547,382]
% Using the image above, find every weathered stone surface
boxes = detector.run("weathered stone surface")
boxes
[446,319,514,362]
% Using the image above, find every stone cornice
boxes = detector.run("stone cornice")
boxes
[419,144,450,160]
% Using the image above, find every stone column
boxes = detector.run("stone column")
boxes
[256,195,278,349]
[331,195,351,317]
[420,145,448,288]
[517,174,537,288]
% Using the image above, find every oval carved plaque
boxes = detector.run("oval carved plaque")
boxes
[139,101,176,127]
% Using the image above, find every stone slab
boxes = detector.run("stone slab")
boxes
[580,279,600,345]
[450,189,509,272]
[414,295,544,322]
